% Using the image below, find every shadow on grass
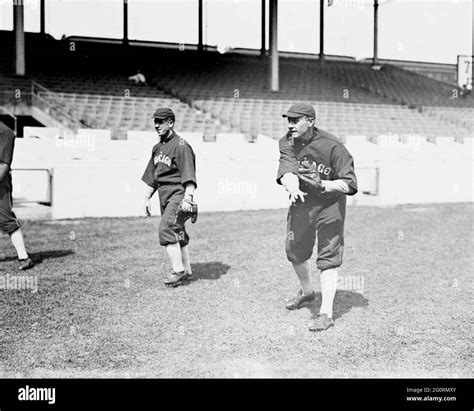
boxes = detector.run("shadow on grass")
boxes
[190,262,231,281]
[307,290,368,320]
[0,249,75,264]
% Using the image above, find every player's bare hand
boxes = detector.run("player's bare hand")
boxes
[289,189,307,204]
[144,198,152,217]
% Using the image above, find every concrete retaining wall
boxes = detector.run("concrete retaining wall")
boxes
[10,131,474,218]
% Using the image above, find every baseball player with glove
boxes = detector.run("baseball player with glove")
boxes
[277,102,358,331]
[142,108,197,287]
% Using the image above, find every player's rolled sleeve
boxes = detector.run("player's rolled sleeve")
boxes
[0,129,15,166]
[276,137,299,184]
[331,144,358,196]
[141,152,159,189]
[176,144,197,188]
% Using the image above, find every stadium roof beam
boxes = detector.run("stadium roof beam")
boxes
[14,1,25,76]
[269,0,279,91]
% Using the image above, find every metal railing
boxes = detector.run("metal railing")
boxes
[1,81,90,132]
[31,81,86,131]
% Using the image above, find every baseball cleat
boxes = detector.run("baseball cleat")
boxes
[285,289,316,310]
[18,257,35,271]
[183,272,197,282]
[164,271,195,287]
[307,314,334,332]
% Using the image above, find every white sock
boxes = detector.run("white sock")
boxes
[166,243,184,273]
[320,268,338,318]
[180,245,192,274]
[10,229,28,260]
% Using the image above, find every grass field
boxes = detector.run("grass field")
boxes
[1,203,472,378]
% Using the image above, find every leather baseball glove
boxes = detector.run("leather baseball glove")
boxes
[297,159,324,194]
[175,198,198,226]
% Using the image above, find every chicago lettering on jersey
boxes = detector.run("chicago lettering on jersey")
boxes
[300,157,332,177]
[154,152,172,167]
[317,163,332,176]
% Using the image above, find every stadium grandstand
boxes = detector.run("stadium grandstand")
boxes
[0,0,472,217]
[1,29,472,142]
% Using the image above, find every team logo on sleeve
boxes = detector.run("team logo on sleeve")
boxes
[154,152,172,167]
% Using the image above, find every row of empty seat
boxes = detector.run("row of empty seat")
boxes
[36,91,225,139]
[34,72,167,98]
[421,106,473,132]
[322,61,473,109]
[146,53,472,139]
[36,88,472,142]
[193,98,472,141]
[1,46,472,142]
[154,58,390,105]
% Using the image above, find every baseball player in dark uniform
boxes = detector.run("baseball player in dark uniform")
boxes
[0,123,35,270]
[277,102,357,331]
[142,108,197,287]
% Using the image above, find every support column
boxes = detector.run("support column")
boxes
[14,2,25,76]
[373,0,379,66]
[269,0,278,92]
[123,0,128,45]
[261,0,266,57]
[198,0,203,52]
[319,0,325,64]
[40,0,45,35]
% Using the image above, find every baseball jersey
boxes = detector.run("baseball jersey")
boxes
[142,130,197,189]
[277,127,358,196]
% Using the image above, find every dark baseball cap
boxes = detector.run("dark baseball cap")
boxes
[282,102,316,119]
[151,107,175,120]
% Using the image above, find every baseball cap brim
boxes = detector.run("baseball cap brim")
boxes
[282,112,304,118]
